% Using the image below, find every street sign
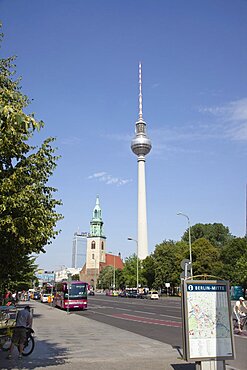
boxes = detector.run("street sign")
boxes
[165,282,170,288]
[181,259,191,271]
[181,280,235,362]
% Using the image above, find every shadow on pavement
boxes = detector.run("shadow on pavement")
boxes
[171,364,196,370]
[0,338,67,370]
[32,313,43,319]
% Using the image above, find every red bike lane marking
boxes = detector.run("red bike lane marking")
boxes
[112,313,182,327]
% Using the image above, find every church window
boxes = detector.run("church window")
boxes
[91,241,96,249]
[92,253,94,260]
[101,241,104,250]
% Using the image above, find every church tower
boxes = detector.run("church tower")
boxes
[86,196,106,272]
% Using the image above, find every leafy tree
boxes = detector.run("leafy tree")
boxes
[115,268,124,290]
[0,30,62,292]
[98,266,114,289]
[121,254,144,288]
[142,255,155,289]
[152,240,186,289]
[182,223,232,247]
[235,255,247,288]
[220,237,247,286]
[191,238,222,277]
[8,255,38,292]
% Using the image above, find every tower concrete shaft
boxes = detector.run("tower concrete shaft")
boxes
[131,63,152,260]
[137,155,148,260]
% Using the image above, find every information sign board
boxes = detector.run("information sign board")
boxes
[182,280,235,362]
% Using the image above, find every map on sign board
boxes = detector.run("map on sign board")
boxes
[183,281,234,360]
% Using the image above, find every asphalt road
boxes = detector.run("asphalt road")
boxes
[75,295,247,370]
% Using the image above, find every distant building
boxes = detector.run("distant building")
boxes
[35,269,55,287]
[55,267,81,282]
[79,196,123,287]
[71,232,88,268]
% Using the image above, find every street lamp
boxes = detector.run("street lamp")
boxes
[67,271,72,315]
[108,252,116,290]
[93,257,97,292]
[127,238,139,290]
[177,212,193,277]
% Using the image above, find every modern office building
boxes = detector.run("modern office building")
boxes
[130,63,152,260]
[71,231,87,268]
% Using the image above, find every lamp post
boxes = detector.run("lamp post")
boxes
[93,257,97,292]
[67,271,72,315]
[177,212,193,277]
[108,252,116,290]
[127,238,139,290]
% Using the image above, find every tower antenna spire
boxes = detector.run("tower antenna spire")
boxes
[138,62,143,120]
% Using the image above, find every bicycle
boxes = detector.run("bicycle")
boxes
[232,311,247,333]
[0,326,35,356]
[0,307,35,356]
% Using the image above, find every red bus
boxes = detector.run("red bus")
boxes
[53,281,88,310]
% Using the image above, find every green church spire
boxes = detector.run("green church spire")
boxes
[90,195,104,236]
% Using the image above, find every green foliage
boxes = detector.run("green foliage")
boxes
[71,274,80,281]
[191,238,222,277]
[151,240,186,289]
[121,254,144,288]
[142,255,155,289]
[98,266,115,289]
[0,31,62,293]
[219,237,247,286]
[8,255,38,292]
[117,235,246,293]
[182,223,232,247]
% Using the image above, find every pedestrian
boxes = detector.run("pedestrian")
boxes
[233,297,247,332]
[7,305,32,359]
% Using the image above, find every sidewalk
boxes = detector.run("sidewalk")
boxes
[0,301,239,370]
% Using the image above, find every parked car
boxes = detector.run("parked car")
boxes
[33,291,41,300]
[40,293,51,303]
[118,291,127,297]
[128,289,138,298]
[147,291,159,300]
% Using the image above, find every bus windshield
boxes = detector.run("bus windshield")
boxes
[65,283,87,298]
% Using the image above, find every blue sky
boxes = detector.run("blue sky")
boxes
[1,0,247,270]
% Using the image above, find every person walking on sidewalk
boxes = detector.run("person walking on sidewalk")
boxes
[7,305,32,359]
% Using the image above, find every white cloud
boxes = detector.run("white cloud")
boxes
[151,83,160,89]
[88,172,107,179]
[60,136,81,145]
[199,98,247,141]
[88,172,132,186]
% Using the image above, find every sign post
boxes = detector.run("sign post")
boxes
[181,279,235,370]
[67,272,72,315]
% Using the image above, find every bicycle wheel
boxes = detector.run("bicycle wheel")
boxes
[22,335,35,356]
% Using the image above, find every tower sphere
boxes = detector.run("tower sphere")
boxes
[131,134,152,157]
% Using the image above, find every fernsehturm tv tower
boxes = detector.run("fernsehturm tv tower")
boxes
[131,63,152,260]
